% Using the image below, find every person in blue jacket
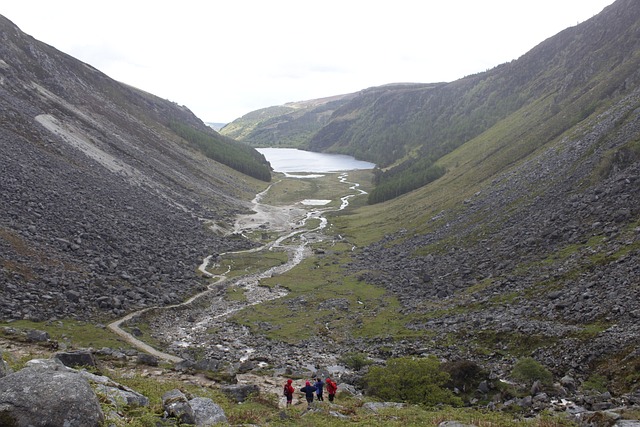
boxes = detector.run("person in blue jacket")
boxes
[314,377,325,401]
[299,380,317,406]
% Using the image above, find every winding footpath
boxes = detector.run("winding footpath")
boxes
[107,173,365,363]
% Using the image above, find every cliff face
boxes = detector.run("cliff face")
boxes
[0,15,257,321]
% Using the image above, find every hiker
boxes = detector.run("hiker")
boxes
[300,380,317,406]
[314,377,325,401]
[326,377,337,402]
[283,379,295,407]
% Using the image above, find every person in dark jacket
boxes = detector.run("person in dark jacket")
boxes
[300,380,317,406]
[314,377,324,401]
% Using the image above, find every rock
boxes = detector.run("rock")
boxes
[54,350,98,369]
[560,374,577,391]
[25,329,50,342]
[162,389,195,424]
[220,384,259,403]
[0,362,104,426]
[362,401,404,412]
[438,422,478,427]
[0,352,10,378]
[190,397,228,426]
[80,371,149,408]
[136,353,159,367]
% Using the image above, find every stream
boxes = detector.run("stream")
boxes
[107,172,366,364]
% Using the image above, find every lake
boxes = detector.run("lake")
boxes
[256,148,376,173]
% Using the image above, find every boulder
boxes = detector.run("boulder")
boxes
[54,350,98,369]
[25,329,49,342]
[136,353,159,367]
[0,361,104,426]
[362,402,405,412]
[220,384,259,403]
[79,371,149,408]
[162,389,195,424]
[190,397,228,426]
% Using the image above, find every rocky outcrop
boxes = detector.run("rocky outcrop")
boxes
[0,359,104,427]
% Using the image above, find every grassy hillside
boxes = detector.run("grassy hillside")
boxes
[305,0,640,203]
[220,94,354,147]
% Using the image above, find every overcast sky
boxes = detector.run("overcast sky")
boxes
[3,1,615,123]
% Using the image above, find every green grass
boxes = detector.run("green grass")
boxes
[228,248,419,344]
[0,319,130,351]
[207,249,289,277]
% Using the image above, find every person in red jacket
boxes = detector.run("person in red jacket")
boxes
[325,377,338,402]
[283,379,295,407]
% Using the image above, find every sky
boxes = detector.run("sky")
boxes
[2,0,616,123]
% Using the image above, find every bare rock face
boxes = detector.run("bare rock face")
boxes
[0,360,104,427]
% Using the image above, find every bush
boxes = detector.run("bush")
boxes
[339,352,373,371]
[442,359,486,393]
[364,356,462,407]
[511,357,553,386]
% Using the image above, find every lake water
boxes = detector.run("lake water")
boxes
[256,148,376,173]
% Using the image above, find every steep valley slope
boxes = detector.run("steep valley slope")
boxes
[1,0,639,402]
[0,15,265,321]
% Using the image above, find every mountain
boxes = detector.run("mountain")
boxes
[220,93,355,147]
[1,0,639,403]
[331,0,640,388]
[0,15,269,321]
[209,0,640,391]
[315,0,640,202]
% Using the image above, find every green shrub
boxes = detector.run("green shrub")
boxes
[339,352,373,371]
[442,359,486,393]
[582,374,608,393]
[511,357,553,386]
[364,356,462,407]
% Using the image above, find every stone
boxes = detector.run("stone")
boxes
[25,329,49,342]
[0,352,10,378]
[136,353,159,367]
[190,397,227,426]
[220,384,260,403]
[0,362,104,426]
[162,389,195,424]
[54,350,98,369]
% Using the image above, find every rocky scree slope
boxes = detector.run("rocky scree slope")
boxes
[0,15,259,322]
[350,68,640,386]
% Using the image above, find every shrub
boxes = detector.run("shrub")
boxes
[442,359,486,392]
[339,352,373,371]
[511,357,553,386]
[364,356,462,407]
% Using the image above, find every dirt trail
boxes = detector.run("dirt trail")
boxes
[107,173,363,363]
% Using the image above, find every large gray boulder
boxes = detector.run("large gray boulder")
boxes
[220,383,259,403]
[0,360,104,426]
[162,389,228,426]
[190,397,228,426]
[162,389,195,424]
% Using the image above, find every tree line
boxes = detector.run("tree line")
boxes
[169,121,271,182]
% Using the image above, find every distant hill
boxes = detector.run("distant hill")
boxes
[206,122,227,131]
[220,93,356,147]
